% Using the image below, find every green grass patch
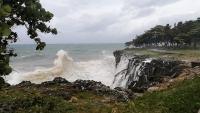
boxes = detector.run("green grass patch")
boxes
[124,48,200,60]
[133,77,200,113]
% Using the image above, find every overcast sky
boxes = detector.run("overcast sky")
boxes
[15,0,200,44]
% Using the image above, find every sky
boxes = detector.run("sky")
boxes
[15,0,200,44]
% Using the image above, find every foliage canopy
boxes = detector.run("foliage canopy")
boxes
[126,18,200,49]
[0,0,57,75]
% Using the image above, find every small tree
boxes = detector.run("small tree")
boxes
[0,0,57,76]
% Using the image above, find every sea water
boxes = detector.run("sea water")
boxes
[5,44,124,86]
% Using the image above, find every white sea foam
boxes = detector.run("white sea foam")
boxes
[111,56,129,88]
[5,50,117,86]
[112,56,153,88]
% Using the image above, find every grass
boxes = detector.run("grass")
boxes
[1,77,200,113]
[133,77,200,113]
[124,48,200,60]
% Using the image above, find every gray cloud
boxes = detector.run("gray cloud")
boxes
[122,0,181,18]
[124,0,180,8]
[14,0,200,44]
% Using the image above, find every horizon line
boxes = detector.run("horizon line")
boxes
[10,43,124,45]
[11,42,124,45]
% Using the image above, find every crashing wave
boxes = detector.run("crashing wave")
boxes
[112,56,152,88]
[6,50,75,84]
[5,50,116,86]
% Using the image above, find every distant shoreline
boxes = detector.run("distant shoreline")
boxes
[11,43,124,45]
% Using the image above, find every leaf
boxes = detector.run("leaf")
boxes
[0,4,11,16]
[0,23,11,36]
[2,4,12,13]
[2,28,11,36]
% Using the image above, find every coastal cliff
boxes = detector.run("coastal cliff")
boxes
[113,49,199,92]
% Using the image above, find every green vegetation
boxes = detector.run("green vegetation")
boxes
[126,18,200,49]
[124,48,200,61]
[0,0,57,76]
[133,76,200,113]
[1,76,200,113]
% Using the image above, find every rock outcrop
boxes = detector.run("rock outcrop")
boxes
[2,77,134,102]
[191,61,200,68]
[73,80,135,102]
[113,50,186,92]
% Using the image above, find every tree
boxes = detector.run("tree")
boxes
[0,0,57,76]
[188,23,200,48]
[128,18,200,49]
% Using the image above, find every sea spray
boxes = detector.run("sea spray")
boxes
[5,50,116,86]
[5,48,180,91]
[112,55,153,88]
[5,50,75,84]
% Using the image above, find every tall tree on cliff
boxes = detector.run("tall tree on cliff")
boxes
[0,0,57,75]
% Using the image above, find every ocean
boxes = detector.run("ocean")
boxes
[5,44,124,86]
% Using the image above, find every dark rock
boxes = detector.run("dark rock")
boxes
[39,78,134,102]
[191,62,200,68]
[95,88,131,102]
[110,90,129,102]
[41,77,71,87]
[113,54,185,92]
[114,87,135,100]
[40,78,135,102]
[41,77,70,86]
[41,81,55,86]
[113,50,123,67]
[53,77,70,84]
[73,80,135,102]
[73,80,109,91]
[17,81,32,87]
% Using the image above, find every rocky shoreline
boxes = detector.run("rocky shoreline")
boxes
[1,49,200,113]
[0,77,135,102]
[113,49,200,92]
[1,49,199,100]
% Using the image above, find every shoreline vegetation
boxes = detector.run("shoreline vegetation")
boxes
[125,18,200,49]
